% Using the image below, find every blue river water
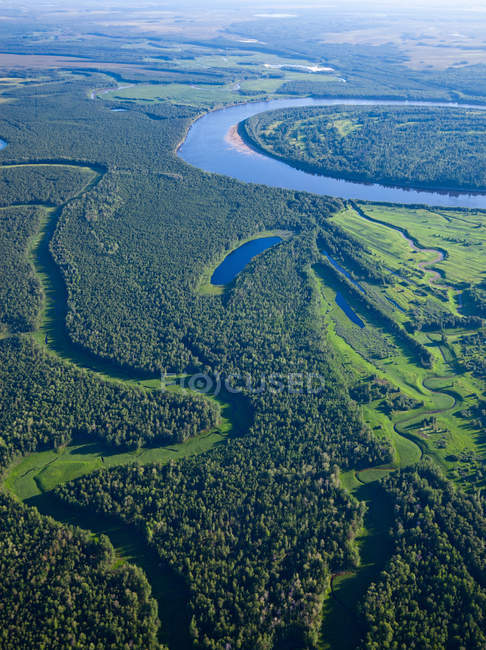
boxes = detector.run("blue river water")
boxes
[178,97,486,209]
[211,236,282,285]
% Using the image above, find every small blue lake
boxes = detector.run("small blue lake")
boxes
[320,250,366,326]
[0,139,7,150]
[321,250,366,294]
[211,236,282,285]
[335,292,365,328]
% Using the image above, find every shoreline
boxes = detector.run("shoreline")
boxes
[178,96,486,203]
[224,123,258,155]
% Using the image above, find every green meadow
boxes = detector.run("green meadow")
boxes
[350,202,486,286]
[312,201,486,490]
[99,50,339,106]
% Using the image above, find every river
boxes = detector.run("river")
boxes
[178,97,486,209]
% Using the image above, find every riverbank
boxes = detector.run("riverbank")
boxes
[178,96,486,208]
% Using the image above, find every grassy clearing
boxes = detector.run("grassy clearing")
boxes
[5,429,227,502]
[171,52,335,74]
[239,71,338,94]
[101,82,242,107]
[98,50,339,106]
[320,482,394,650]
[316,202,486,489]
[316,260,484,481]
[353,203,486,286]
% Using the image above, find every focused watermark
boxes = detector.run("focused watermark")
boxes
[160,370,326,397]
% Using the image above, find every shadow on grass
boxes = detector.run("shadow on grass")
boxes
[321,482,394,650]
[26,490,193,650]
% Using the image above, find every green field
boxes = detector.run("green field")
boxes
[102,82,242,107]
[348,203,486,286]
[314,196,486,645]
[98,50,339,106]
[311,201,486,491]
[5,411,233,502]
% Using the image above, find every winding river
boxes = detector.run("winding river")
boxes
[2,96,484,648]
[178,97,486,209]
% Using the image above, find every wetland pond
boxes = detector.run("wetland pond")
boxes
[211,236,282,285]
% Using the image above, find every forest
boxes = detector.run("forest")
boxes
[361,463,486,649]
[239,106,486,192]
[0,336,219,462]
[1,12,486,650]
[0,493,162,649]
[0,205,43,332]
[0,72,392,648]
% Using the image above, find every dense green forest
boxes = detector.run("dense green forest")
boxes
[52,226,391,647]
[240,106,486,191]
[0,337,219,462]
[0,493,163,649]
[0,205,43,332]
[361,463,486,649]
[1,12,486,648]
[0,164,100,207]
[56,451,364,648]
[0,75,391,648]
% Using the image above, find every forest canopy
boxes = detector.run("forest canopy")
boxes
[239,106,486,192]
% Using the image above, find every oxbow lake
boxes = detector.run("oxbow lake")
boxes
[211,236,282,285]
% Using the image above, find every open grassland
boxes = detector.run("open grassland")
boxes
[331,203,469,320]
[101,82,241,107]
[315,261,484,485]
[317,199,486,647]
[4,399,235,502]
[351,203,486,287]
[169,52,335,74]
[313,201,486,489]
[99,50,339,106]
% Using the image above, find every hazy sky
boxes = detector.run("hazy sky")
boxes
[9,0,486,8]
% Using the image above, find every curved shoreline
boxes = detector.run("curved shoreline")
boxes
[178,96,486,209]
[225,123,256,155]
[237,115,486,197]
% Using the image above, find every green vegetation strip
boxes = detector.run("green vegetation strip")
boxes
[0,160,246,650]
